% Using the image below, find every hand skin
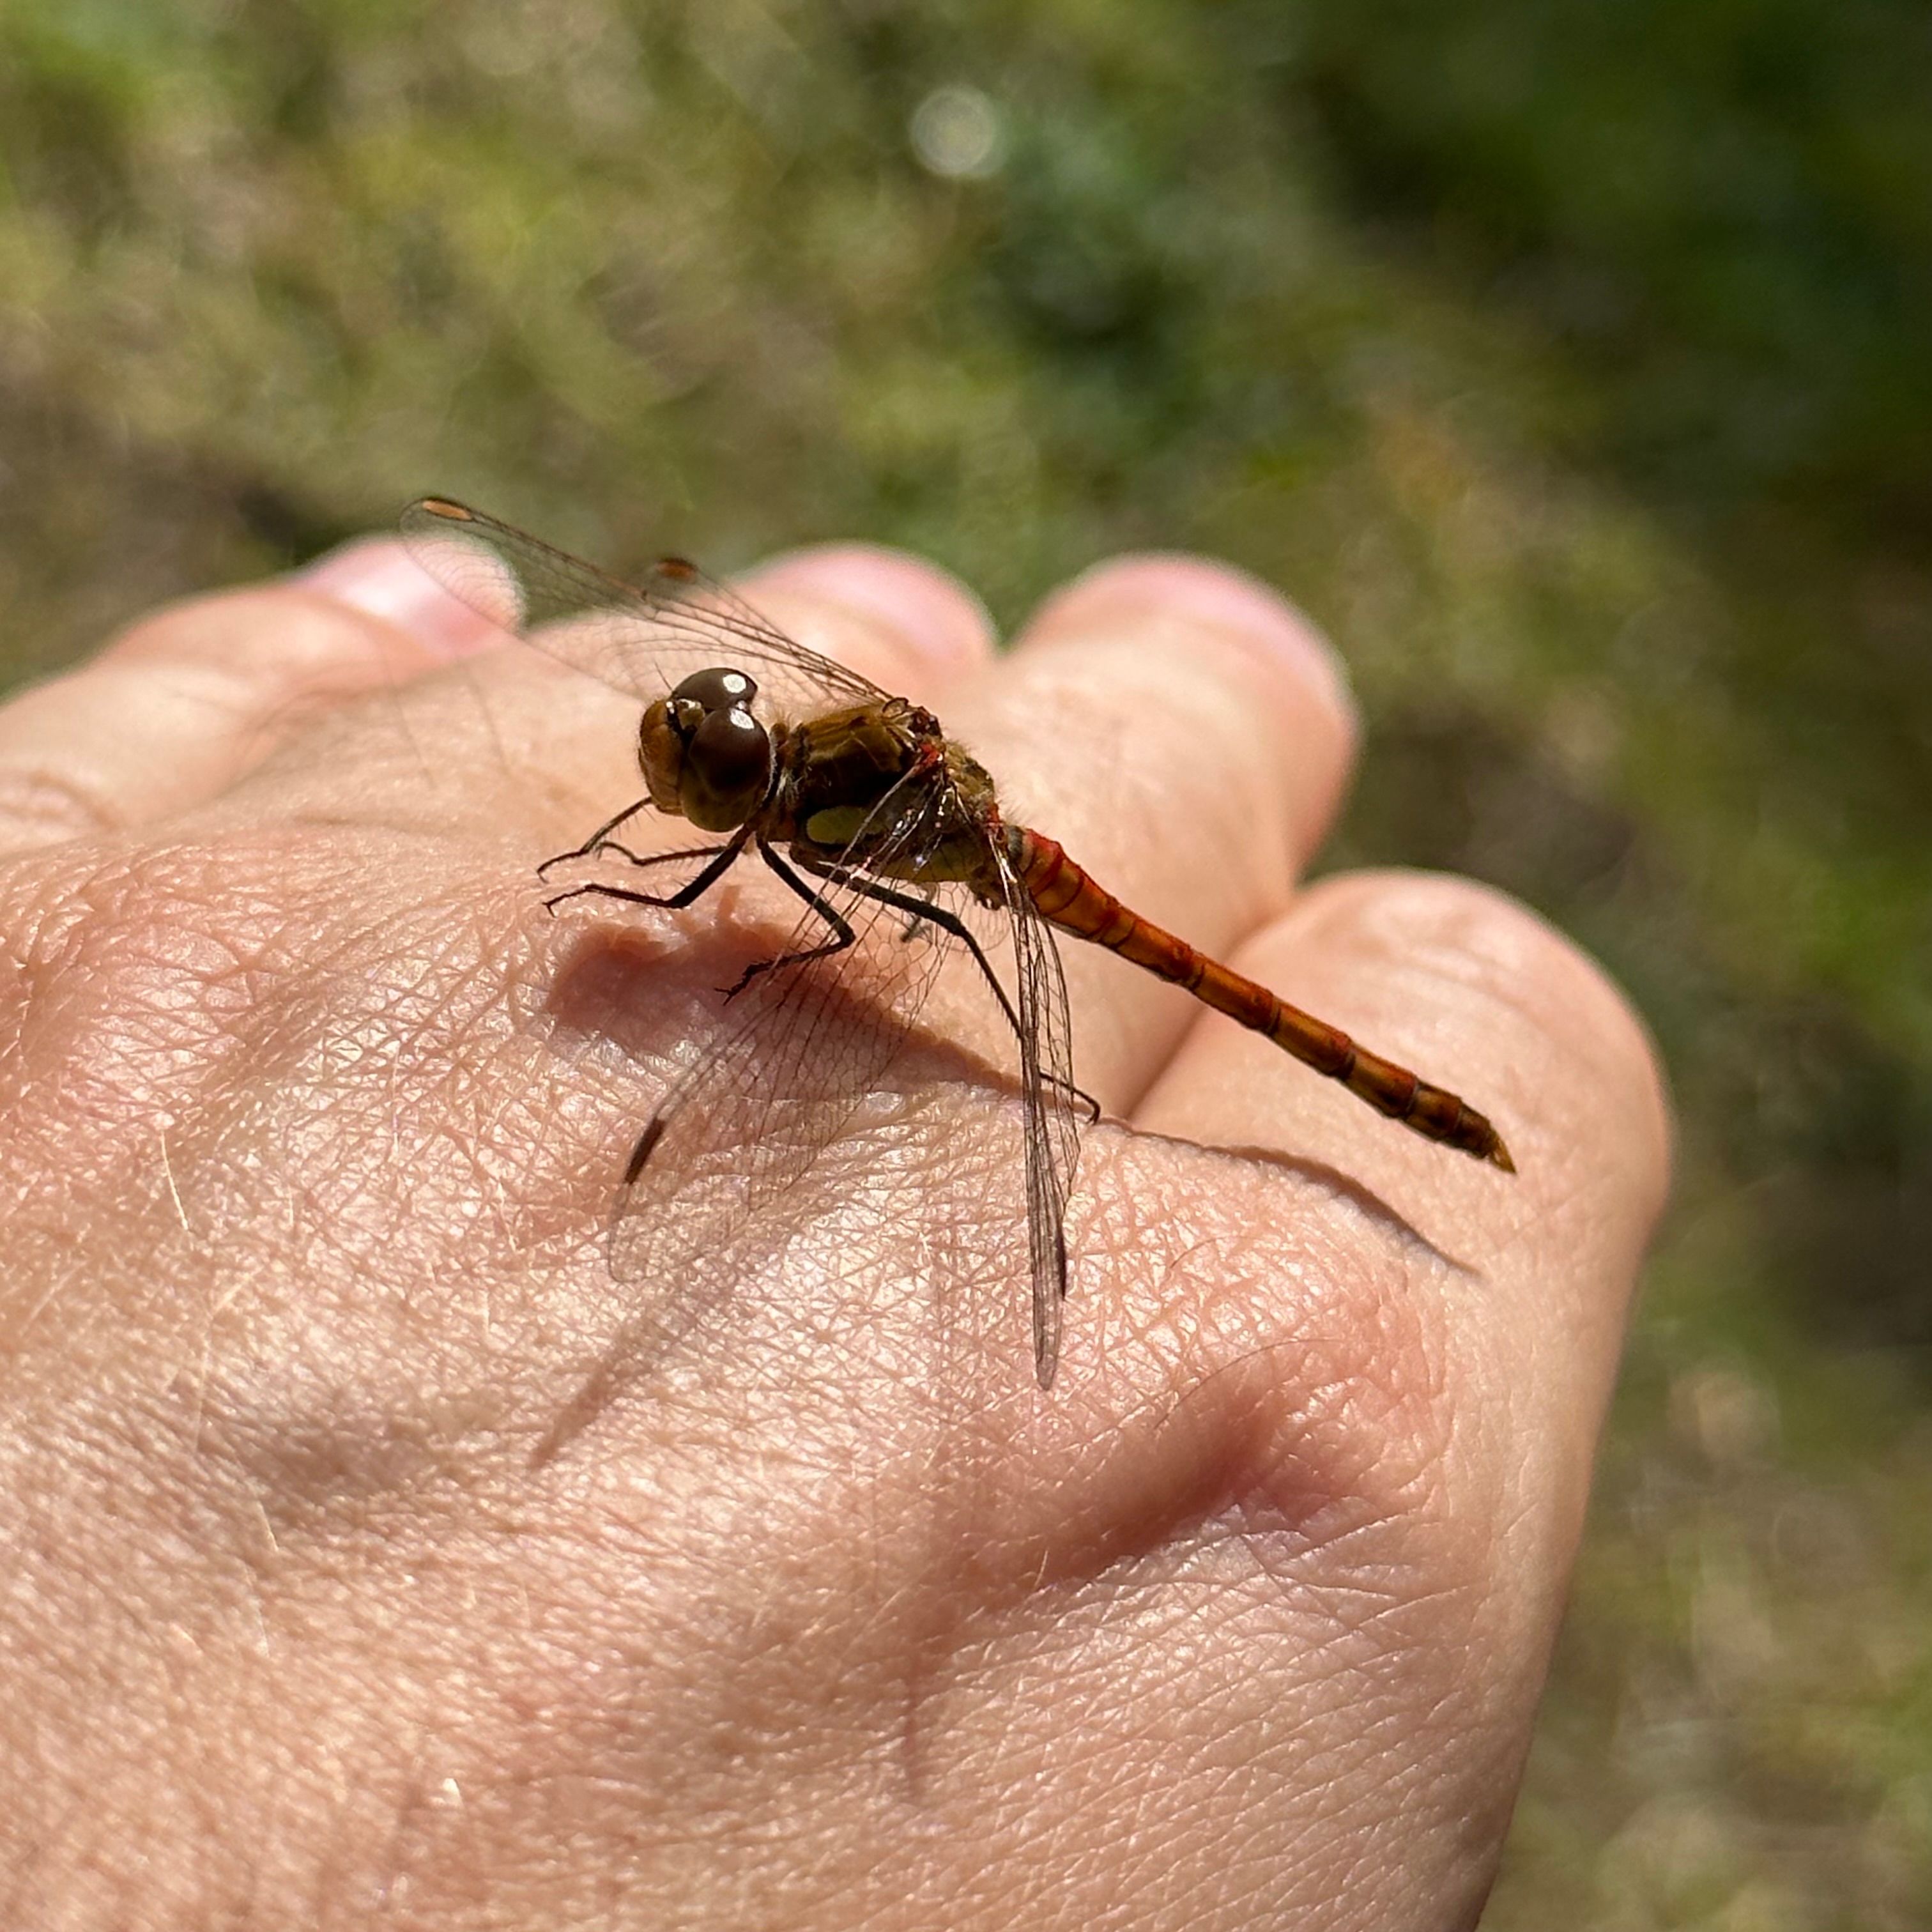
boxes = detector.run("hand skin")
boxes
[0,532,1669,1931]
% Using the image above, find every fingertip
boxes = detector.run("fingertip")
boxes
[1023,553,1360,755]
[742,544,996,683]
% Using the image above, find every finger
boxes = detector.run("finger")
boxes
[1133,867,1670,1362]
[0,541,497,853]
[943,554,1359,1108]
[741,543,997,702]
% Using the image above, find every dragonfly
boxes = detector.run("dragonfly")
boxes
[402,498,1513,1427]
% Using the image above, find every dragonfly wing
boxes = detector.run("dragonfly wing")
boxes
[532,776,962,1462]
[992,838,1082,1388]
[401,498,888,719]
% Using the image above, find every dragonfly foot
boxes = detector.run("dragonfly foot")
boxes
[719,960,770,1004]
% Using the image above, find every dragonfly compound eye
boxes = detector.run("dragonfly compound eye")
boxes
[670,666,758,713]
[680,702,772,831]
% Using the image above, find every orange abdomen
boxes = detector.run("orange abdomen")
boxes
[1010,829,1513,1170]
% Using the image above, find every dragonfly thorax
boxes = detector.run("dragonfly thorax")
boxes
[639,665,776,832]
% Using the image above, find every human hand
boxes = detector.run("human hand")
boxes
[0,531,1667,1928]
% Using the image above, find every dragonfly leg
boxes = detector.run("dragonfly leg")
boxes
[893,884,940,945]
[579,839,735,873]
[716,841,864,1002]
[794,854,1101,1123]
[537,795,658,878]
[542,825,753,916]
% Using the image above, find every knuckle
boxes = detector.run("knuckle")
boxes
[0,765,125,848]
[1131,1173,1497,1625]
[1023,552,1359,763]
[108,586,397,689]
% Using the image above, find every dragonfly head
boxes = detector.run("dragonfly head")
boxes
[639,666,774,832]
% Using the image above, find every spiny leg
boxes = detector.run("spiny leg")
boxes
[795,854,1101,1123]
[717,841,860,1001]
[893,884,940,945]
[617,844,864,1195]
[537,794,658,878]
[567,839,735,874]
[542,824,753,916]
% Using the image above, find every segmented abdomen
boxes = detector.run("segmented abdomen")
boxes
[1009,827,1514,1170]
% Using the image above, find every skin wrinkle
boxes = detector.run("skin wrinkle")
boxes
[973,1526,1457,1791]
[8,894,252,1077]
[953,1646,1308,1920]
[676,1128,1476,1731]
[1172,1550,1461,1763]
[0,763,131,843]
[3,854,385,1267]
[540,1499,966,1831]
[208,924,540,1331]
[1164,1245,1452,1521]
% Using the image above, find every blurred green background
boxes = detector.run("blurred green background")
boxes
[3,0,1929,1920]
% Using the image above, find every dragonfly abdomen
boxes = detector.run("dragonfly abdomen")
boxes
[1012,829,1514,1171]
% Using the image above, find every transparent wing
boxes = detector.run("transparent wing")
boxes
[400,498,888,719]
[532,771,974,1461]
[990,838,1082,1389]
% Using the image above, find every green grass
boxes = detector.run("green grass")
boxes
[3,2,1928,1920]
